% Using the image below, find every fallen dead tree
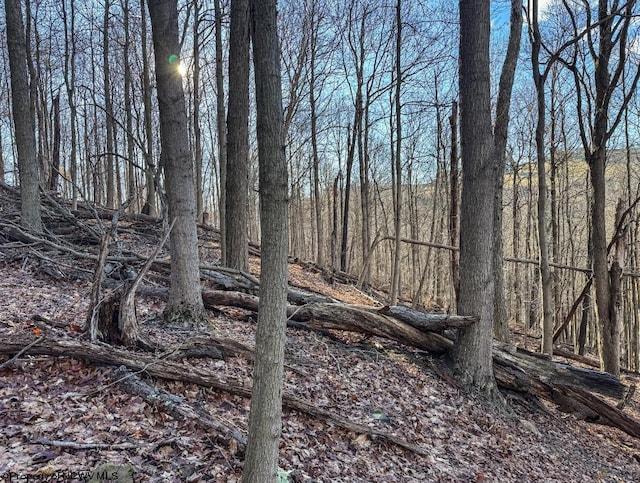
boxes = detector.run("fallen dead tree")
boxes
[112,366,247,454]
[0,333,430,457]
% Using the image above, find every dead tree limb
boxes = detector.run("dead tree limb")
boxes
[0,334,429,457]
[112,365,246,454]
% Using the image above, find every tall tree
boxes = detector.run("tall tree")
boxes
[390,0,403,305]
[122,0,136,203]
[5,0,42,232]
[62,0,78,210]
[567,0,640,375]
[242,0,289,480]
[529,0,555,354]
[214,0,227,247]
[492,0,523,343]
[103,0,116,208]
[192,0,204,222]
[141,0,157,217]
[455,0,499,397]
[225,0,250,271]
[308,0,325,267]
[146,0,206,323]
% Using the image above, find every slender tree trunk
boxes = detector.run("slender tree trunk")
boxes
[243,0,289,479]
[62,0,78,209]
[390,0,403,306]
[147,0,206,323]
[225,0,250,271]
[49,94,61,192]
[103,0,115,208]
[492,0,522,343]
[141,0,157,217]
[215,0,227,257]
[530,0,554,355]
[193,0,204,222]
[5,0,42,231]
[449,101,460,303]
[123,0,136,205]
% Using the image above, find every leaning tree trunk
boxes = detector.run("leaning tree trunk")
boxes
[4,0,42,232]
[146,0,206,323]
[492,0,522,343]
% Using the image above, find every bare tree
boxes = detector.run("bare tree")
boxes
[146,0,206,323]
[563,0,640,375]
[214,0,227,244]
[141,0,158,217]
[4,0,42,232]
[455,0,500,397]
[389,0,403,305]
[492,0,522,343]
[243,0,289,480]
[225,0,250,271]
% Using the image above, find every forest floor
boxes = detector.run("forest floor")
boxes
[2,217,640,482]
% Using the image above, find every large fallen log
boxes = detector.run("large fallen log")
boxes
[0,334,429,457]
[492,343,624,399]
[135,287,625,400]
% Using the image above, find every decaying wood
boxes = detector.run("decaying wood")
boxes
[116,221,173,348]
[33,439,136,451]
[291,303,453,354]
[0,334,429,457]
[376,305,477,332]
[492,343,624,399]
[112,365,246,454]
[88,234,110,338]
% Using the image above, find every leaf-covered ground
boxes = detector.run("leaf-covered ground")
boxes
[2,231,640,482]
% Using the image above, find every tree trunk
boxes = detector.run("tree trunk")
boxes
[530,0,554,355]
[103,0,116,209]
[62,0,78,210]
[141,0,157,217]
[455,0,498,397]
[146,0,206,323]
[243,0,289,480]
[4,0,42,232]
[449,101,460,303]
[123,0,136,206]
[49,94,61,192]
[214,0,227,260]
[492,0,522,343]
[193,0,204,222]
[225,0,250,272]
[390,0,403,306]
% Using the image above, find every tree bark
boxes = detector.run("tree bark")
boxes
[390,0,403,306]
[243,0,289,480]
[214,0,228,260]
[530,0,554,356]
[492,0,522,343]
[141,0,157,217]
[146,0,206,323]
[225,0,250,272]
[455,0,499,397]
[4,0,43,232]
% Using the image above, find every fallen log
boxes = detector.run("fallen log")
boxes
[375,305,477,331]
[291,303,453,355]
[493,343,624,399]
[0,334,429,457]
[134,288,626,401]
[112,366,246,454]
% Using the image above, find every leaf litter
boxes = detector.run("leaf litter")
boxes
[1,250,640,482]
